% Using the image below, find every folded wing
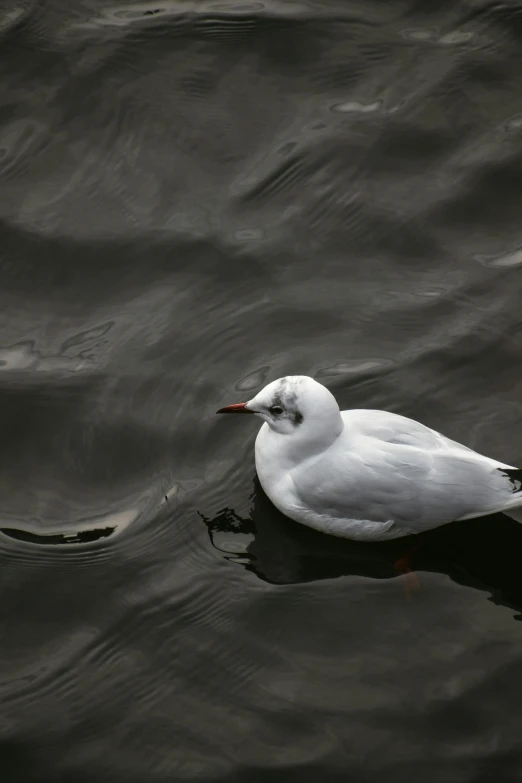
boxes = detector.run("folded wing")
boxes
[292,409,522,533]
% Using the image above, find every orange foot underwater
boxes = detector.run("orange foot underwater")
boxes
[394,546,421,600]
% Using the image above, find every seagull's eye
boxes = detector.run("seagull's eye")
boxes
[269,405,284,416]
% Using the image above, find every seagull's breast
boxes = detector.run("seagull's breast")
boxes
[254,423,308,515]
[255,423,286,487]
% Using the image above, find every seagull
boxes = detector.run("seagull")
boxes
[217,375,522,541]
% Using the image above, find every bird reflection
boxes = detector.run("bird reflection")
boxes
[200,479,522,620]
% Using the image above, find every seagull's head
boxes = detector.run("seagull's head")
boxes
[217,375,342,438]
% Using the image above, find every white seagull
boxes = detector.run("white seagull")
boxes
[217,375,522,541]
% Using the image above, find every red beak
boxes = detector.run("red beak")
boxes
[216,402,253,414]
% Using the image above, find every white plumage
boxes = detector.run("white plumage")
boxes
[217,375,522,541]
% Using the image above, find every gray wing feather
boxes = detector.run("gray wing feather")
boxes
[292,410,522,532]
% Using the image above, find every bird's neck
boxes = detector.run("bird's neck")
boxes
[274,411,344,466]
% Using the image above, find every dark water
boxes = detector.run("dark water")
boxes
[2,0,522,780]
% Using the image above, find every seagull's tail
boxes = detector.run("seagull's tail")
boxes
[500,467,522,523]
[501,467,522,493]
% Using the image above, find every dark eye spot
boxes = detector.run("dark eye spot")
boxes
[269,405,284,415]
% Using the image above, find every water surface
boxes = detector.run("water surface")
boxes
[1,0,522,780]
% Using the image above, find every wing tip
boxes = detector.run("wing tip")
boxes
[498,468,522,493]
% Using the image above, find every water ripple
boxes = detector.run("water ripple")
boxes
[3,0,522,779]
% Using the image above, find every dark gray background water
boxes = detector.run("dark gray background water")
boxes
[2,0,522,780]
